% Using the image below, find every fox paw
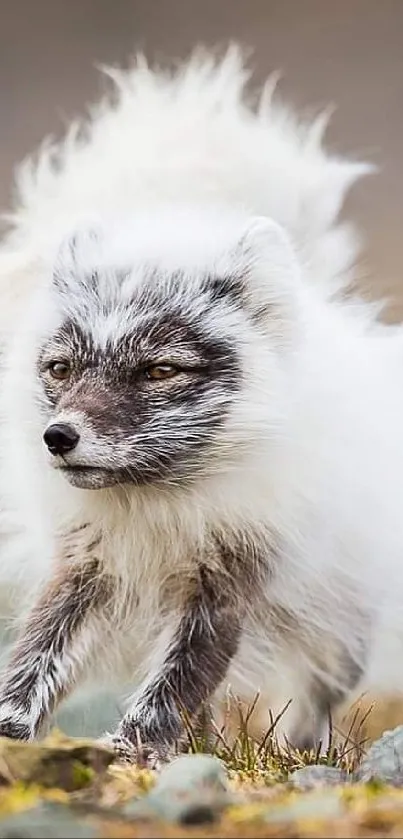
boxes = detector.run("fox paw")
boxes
[100,731,169,769]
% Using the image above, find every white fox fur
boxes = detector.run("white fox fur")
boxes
[0,45,402,753]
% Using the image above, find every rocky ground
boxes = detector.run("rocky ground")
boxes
[2,715,403,838]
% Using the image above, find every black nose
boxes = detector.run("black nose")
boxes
[43,423,80,456]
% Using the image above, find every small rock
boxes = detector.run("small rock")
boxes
[124,754,231,825]
[265,790,344,825]
[0,803,97,838]
[356,725,403,786]
[0,732,114,791]
[154,753,228,793]
[289,765,349,790]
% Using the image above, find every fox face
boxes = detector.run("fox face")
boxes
[35,210,297,490]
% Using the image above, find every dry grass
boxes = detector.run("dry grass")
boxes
[178,692,380,782]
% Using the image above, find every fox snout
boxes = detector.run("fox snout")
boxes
[43,423,80,456]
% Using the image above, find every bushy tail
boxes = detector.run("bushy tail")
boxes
[0,44,373,335]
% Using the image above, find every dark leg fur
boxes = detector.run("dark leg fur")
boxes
[109,531,270,764]
[0,558,112,739]
[290,654,365,753]
[110,561,245,764]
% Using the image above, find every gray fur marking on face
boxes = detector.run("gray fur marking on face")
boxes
[37,265,244,488]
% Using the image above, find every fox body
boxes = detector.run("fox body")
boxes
[0,47,402,762]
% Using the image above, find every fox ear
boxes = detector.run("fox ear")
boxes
[53,227,102,293]
[231,216,302,322]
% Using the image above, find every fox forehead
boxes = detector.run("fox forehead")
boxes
[48,264,246,360]
[48,217,253,353]
[43,208,296,356]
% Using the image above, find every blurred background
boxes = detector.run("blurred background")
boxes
[0,0,402,740]
[0,0,402,313]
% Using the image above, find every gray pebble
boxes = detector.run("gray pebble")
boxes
[265,790,344,824]
[124,753,231,825]
[0,803,97,839]
[356,725,403,786]
[289,765,349,790]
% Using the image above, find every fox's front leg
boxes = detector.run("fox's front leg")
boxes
[109,546,253,765]
[0,557,112,740]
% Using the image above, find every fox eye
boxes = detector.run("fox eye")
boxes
[145,364,179,381]
[47,361,71,381]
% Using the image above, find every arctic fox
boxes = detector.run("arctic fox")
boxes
[0,46,401,763]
